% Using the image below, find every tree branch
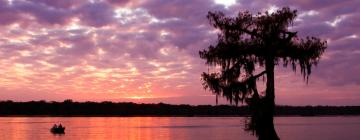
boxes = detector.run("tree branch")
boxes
[252,70,267,79]
[239,28,262,39]
[240,70,267,84]
[282,31,297,41]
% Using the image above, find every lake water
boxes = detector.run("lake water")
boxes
[0,116,359,140]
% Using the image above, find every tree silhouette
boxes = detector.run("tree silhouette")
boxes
[199,7,326,140]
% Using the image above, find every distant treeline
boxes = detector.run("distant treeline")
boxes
[1,100,360,116]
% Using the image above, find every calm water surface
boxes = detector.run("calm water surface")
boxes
[0,117,359,140]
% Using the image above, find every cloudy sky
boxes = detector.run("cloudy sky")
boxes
[0,0,359,105]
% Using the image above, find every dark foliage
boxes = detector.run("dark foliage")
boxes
[1,100,359,116]
[200,7,326,104]
[200,7,327,140]
[0,100,247,116]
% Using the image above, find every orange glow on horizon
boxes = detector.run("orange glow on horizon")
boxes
[126,96,152,100]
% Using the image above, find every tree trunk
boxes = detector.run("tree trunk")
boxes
[256,60,279,140]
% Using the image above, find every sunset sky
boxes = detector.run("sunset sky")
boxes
[0,0,359,105]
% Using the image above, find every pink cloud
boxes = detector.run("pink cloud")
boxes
[0,0,359,105]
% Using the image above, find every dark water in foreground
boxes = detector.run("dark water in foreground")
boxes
[0,117,359,140]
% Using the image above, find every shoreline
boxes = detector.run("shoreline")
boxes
[1,114,360,117]
[2,101,360,117]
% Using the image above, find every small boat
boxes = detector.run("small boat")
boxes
[51,125,65,134]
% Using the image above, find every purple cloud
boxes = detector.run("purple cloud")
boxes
[0,0,359,105]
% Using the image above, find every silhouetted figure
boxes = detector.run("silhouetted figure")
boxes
[51,123,65,134]
[200,7,326,140]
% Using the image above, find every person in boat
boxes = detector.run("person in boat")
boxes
[51,123,65,134]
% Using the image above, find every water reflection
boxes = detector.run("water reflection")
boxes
[0,117,359,140]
